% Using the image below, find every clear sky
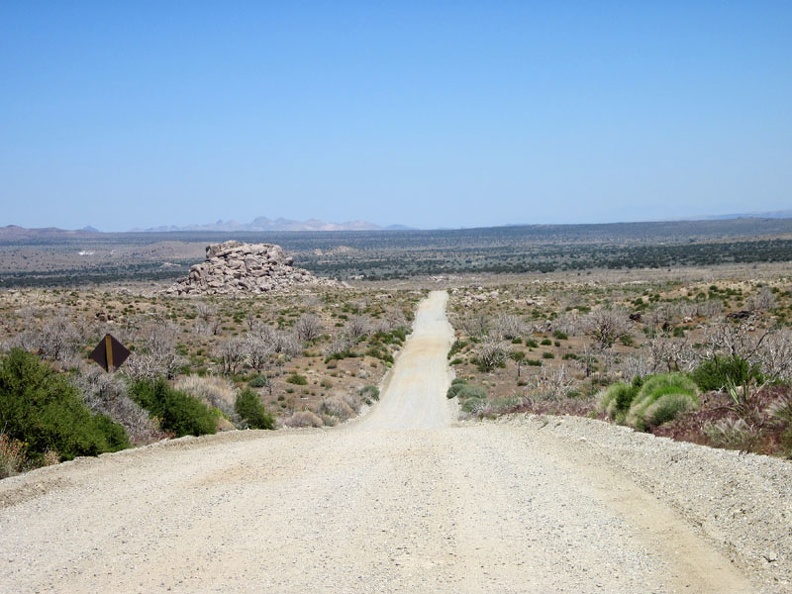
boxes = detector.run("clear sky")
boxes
[2,2,790,231]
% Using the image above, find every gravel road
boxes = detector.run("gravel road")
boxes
[1,290,790,593]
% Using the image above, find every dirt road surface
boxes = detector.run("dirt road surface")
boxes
[1,290,788,593]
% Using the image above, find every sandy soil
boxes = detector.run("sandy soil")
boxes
[0,290,787,593]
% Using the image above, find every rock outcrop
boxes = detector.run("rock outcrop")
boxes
[167,241,341,296]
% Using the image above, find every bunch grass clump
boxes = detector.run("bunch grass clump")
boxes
[446,377,487,413]
[597,382,638,425]
[626,373,699,431]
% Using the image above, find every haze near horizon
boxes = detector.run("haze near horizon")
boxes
[1,3,790,232]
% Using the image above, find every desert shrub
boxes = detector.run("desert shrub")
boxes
[272,331,303,357]
[460,395,487,414]
[474,339,508,372]
[294,314,323,342]
[0,349,130,464]
[446,378,487,411]
[446,378,470,399]
[704,418,758,452]
[691,355,762,392]
[284,410,324,428]
[642,393,699,428]
[125,323,184,380]
[359,384,380,403]
[317,396,356,422]
[461,315,490,339]
[448,339,468,360]
[248,375,270,388]
[214,337,248,375]
[456,383,487,400]
[366,345,394,364]
[372,328,406,347]
[583,306,630,350]
[234,388,275,430]
[73,366,160,446]
[597,382,638,424]
[129,378,217,437]
[286,373,308,386]
[0,432,26,478]
[626,373,699,431]
[766,391,792,456]
[493,314,525,340]
[345,315,371,340]
[174,374,237,417]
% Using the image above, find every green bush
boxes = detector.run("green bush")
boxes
[365,345,394,364]
[129,378,217,437]
[286,373,308,386]
[248,375,269,388]
[626,373,699,431]
[456,384,487,400]
[597,382,638,424]
[461,397,486,413]
[642,393,699,428]
[691,355,762,392]
[0,349,130,464]
[450,378,488,413]
[446,378,469,399]
[234,388,275,430]
[359,385,380,402]
[448,339,468,360]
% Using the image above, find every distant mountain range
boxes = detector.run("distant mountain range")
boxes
[697,210,792,221]
[137,217,411,233]
[3,210,791,237]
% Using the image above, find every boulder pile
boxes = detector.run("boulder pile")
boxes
[167,241,341,296]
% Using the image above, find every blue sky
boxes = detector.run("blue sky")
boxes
[2,2,790,231]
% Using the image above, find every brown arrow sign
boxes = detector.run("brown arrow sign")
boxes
[90,333,130,372]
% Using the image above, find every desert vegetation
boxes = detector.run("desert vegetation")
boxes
[2,221,792,476]
[444,267,792,457]
[0,284,420,475]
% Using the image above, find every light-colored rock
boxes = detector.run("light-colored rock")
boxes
[166,240,342,296]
